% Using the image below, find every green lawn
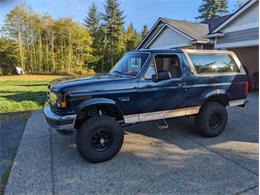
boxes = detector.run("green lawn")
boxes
[0,75,63,113]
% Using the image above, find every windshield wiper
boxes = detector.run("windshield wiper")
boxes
[112,70,125,75]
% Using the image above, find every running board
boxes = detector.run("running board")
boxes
[154,119,169,129]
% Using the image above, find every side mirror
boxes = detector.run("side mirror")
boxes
[152,71,171,82]
[152,74,158,82]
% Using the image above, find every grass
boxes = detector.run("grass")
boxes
[0,75,64,113]
[0,169,11,195]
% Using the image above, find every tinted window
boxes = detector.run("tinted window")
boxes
[189,53,240,74]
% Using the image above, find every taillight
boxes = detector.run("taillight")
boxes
[245,81,249,96]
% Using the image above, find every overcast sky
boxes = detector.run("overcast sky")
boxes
[0,0,238,31]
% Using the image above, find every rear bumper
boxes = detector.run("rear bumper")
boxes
[238,100,248,108]
[43,106,76,130]
[229,99,247,107]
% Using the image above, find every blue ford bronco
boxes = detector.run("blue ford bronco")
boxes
[44,49,248,163]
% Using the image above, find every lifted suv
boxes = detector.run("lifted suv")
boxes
[44,49,248,163]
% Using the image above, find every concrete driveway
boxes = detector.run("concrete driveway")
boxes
[5,93,258,194]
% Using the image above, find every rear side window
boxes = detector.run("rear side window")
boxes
[188,53,240,74]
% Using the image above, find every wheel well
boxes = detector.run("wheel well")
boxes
[74,104,124,129]
[206,95,230,106]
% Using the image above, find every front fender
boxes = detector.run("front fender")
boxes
[76,98,117,112]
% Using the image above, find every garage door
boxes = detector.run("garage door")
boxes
[230,46,259,91]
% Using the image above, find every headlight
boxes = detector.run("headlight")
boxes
[49,91,58,105]
[49,91,67,109]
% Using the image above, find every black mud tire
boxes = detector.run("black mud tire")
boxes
[195,102,228,137]
[76,116,124,163]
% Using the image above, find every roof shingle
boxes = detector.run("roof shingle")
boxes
[162,18,209,42]
[202,14,233,33]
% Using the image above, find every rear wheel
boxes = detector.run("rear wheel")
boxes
[76,116,124,163]
[195,102,228,137]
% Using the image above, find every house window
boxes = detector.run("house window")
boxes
[144,54,181,79]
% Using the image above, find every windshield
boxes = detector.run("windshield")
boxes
[110,53,149,77]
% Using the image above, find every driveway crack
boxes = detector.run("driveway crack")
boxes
[236,184,258,194]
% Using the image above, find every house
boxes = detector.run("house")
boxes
[137,0,259,90]
[207,0,259,90]
[137,18,212,50]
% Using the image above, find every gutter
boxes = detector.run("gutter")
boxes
[206,33,225,38]
[189,40,211,44]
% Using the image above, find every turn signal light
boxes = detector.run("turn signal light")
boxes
[60,100,67,108]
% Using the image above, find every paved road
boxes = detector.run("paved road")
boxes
[5,93,258,194]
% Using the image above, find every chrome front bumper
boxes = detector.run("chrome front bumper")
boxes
[43,106,76,130]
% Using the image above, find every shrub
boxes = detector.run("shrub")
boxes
[0,64,16,75]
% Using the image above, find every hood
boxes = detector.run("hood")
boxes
[49,74,134,94]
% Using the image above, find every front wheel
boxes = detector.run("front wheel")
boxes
[76,116,124,163]
[195,102,228,137]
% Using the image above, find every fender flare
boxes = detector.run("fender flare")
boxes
[205,89,228,98]
[204,89,231,105]
[76,98,118,112]
[75,98,124,122]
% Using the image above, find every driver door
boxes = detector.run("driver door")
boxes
[138,53,188,120]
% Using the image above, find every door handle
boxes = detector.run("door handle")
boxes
[118,97,130,102]
[178,82,189,92]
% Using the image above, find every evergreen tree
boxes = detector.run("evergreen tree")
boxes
[218,0,228,15]
[141,24,149,39]
[125,23,141,51]
[102,0,125,70]
[196,0,229,21]
[84,3,100,36]
[84,3,102,72]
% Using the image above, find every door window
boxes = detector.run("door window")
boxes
[144,59,156,79]
[144,54,181,79]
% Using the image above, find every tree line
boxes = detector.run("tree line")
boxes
[0,0,148,75]
[0,0,245,75]
[83,1,148,72]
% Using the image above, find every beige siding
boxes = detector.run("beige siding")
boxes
[139,21,165,49]
[148,26,191,49]
[217,28,258,44]
[222,2,259,33]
